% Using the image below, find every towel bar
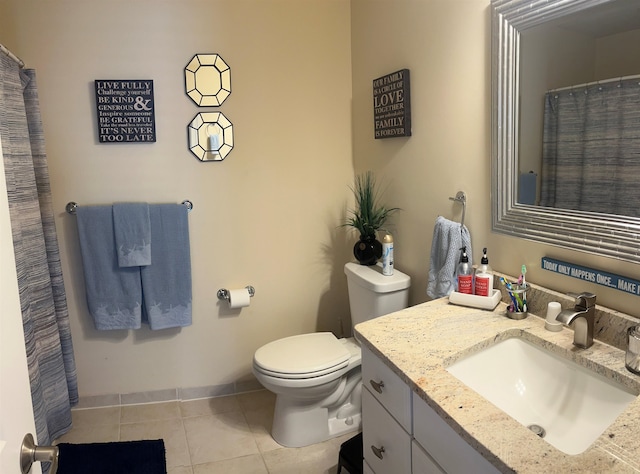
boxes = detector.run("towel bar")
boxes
[66,200,193,214]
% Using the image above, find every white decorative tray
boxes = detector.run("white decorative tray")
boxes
[448,289,502,310]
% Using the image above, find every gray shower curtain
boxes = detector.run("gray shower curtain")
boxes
[0,53,78,446]
[539,78,640,216]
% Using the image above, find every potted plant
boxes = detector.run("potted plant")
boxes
[343,171,399,265]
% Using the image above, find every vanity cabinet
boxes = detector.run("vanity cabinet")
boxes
[362,345,499,474]
[362,389,412,473]
[412,392,499,474]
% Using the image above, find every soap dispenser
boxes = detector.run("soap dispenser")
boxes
[474,248,493,297]
[457,246,473,294]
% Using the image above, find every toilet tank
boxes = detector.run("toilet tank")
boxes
[344,262,411,327]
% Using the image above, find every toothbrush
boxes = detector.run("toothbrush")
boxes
[521,265,527,312]
[500,277,519,311]
[500,276,525,312]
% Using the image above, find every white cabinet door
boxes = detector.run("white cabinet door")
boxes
[412,440,445,474]
[361,345,412,432]
[413,393,499,474]
[0,149,41,474]
[363,460,376,474]
[362,388,411,474]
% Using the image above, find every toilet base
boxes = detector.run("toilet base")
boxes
[254,338,364,448]
[271,397,362,448]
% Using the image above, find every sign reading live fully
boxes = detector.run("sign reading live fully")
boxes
[95,80,156,143]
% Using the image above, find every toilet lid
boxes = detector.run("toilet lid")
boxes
[254,332,351,377]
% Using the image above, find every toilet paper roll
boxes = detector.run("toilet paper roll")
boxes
[228,288,251,309]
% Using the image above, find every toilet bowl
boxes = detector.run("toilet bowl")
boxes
[252,262,411,448]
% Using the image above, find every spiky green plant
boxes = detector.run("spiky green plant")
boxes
[343,171,399,239]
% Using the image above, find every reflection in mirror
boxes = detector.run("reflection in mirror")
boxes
[518,0,640,216]
[491,0,640,264]
[185,54,231,107]
[188,112,234,161]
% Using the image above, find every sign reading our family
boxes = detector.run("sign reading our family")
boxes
[541,257,640,296]
[95,80,156,143]
[373,69,411,139]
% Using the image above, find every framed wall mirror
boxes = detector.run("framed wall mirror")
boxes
[188,112,234,161]
[185,53,231,107]
[491,0,640,264]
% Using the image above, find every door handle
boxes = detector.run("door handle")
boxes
[369,379,384,393]
[371,444,385,459]
[20,433,59,474]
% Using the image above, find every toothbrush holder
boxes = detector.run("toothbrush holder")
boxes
[505,283,530,320]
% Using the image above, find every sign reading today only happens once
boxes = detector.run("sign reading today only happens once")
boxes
[542,257,640,296]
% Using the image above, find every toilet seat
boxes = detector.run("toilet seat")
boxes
[254,332,351,379]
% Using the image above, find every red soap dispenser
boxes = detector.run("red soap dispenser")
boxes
[457,247,473,294]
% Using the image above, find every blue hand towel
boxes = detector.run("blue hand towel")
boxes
[140,204,192,330]
[76,206,142,330]
[112,203,151,267]
[426,216,473,299]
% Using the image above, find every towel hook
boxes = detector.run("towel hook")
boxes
[448,191,466,229]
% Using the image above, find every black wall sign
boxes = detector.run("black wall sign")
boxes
[373,69,411,139]
[95,80,156,143]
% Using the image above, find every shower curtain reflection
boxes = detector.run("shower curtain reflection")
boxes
[540,77,640,217]
[0,53,78,449]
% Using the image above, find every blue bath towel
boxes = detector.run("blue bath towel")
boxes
[113,203,151,267]
[427,216,473,299]
[140,204,192,330]
[76,206,142,330]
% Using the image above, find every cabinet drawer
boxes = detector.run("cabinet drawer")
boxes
[361,345,412,432]
[412,392,500,474]
[412,440,445,474]
[362,388,411,474]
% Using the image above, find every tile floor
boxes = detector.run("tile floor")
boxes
[55,390,358,473]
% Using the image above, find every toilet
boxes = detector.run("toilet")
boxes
[252,262,411,447]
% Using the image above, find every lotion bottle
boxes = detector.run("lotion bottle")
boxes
[457,246,473,294]
[382,233,394,276]
[474,248,493,297]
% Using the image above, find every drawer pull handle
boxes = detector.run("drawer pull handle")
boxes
[369,379,385,393]
[371,445,385,459]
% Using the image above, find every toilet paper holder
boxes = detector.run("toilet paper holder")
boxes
[217,286,255,302]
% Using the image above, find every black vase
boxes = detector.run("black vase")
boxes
[353,235,383,265]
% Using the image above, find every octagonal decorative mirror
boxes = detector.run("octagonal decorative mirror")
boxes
[188,112,234,161]
[185,54,231,106]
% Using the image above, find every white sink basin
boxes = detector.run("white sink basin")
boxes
[446,337,638,455]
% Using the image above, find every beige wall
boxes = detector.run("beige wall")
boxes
[350,0,639,317]
[596,29,640,77]
[5,0,354,397]
[351,0,493,300]
[5,0,640,399]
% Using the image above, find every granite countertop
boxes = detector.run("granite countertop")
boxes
[354,295,640,473]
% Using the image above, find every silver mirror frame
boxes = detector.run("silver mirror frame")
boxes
[491,0,640,264]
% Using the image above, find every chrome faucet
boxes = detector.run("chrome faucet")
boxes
[556,292,597,349]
